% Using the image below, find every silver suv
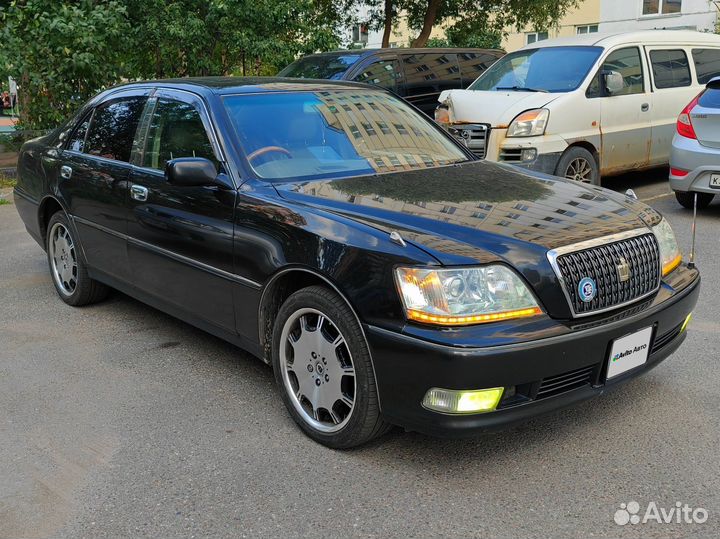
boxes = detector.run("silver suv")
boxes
[670,77,720,208]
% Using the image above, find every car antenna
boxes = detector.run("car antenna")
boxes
[688,193,698,269]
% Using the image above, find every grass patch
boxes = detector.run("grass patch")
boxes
[0,198,11,205]
[0,174,16,189]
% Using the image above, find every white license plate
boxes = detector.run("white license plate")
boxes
[710,174,720,188]
[606,326,653,379]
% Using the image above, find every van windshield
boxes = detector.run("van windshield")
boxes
[469,46,603,93]
[278,54,363,80]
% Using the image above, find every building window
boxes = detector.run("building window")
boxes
[526,31,549,45]
[351,24,368,44]
[576,24,599,34]
[642,0,682,16]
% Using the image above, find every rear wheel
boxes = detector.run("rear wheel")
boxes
[46,211,109,306]
[556,146,600,185]
[272,286,390,448]
[675,191,714,209]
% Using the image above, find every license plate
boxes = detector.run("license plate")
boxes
[710,174,720,188]
[606,326,653,379]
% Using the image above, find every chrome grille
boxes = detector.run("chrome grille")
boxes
[450,124,489,159]
[550,231,661,317]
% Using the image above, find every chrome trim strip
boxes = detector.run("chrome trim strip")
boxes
[547,227,661,318]
[70,214,261,289]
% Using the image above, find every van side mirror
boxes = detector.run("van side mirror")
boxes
[602,70,625,95]
[165,157,230,188]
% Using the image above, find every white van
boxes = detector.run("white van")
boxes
[436,30,720,185]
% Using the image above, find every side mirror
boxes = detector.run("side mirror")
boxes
[165,157,229,188]
[602,70,625,95]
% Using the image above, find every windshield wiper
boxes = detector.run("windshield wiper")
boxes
[496,86,548,93]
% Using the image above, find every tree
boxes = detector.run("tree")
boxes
[0,1,131,130]
[365,0,580,48]
[0,0,345,130]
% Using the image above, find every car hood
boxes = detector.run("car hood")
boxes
[272,160,661,268]
[438,89,562,127]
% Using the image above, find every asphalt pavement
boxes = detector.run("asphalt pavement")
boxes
[1,167,718,539]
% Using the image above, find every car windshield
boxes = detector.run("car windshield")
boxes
[469,46,603,93]
[278,54,363,80]
[223,89,469,182]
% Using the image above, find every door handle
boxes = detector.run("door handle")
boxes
[130,184,149,202]
[60,165,72,180]
[641,103,650,112]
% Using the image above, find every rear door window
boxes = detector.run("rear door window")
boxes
[85,96,147,162]
[401,53,461,94]
[353,58,402,92]
[650,49,691,89]
[692,48,720,84]
[67,111,93,153]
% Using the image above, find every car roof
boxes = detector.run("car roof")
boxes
[110,76,376,96]
[303,47,504,56]
[521,30,720,51]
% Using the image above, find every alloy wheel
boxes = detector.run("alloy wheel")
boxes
[279,307,356,433]
[564,157,593,183]
[48,222,78,296]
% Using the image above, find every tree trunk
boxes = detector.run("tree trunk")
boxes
[410,0,442,48]
[381,0,393,48]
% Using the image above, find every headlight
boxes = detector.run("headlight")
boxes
[506,108,549,137]
[652,218,682,276]
[395,265,542,326]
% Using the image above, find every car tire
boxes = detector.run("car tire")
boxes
[272,285,390,448]
[555,146,600,185]
[46,211,109,306]
[674,191,714,209]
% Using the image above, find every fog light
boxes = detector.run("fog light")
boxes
[521,148,537,162]
[422,387,504,414]
[681,312,692,332]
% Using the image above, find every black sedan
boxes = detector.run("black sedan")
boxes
[13,78,699,448]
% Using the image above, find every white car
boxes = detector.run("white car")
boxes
[436,30,720,185]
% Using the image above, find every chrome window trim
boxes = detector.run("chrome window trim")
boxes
[546,227,661,318]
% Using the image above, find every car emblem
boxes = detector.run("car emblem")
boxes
[578,277,597,303]
[616,256,631,283]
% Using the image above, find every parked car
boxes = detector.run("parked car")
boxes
[14,78,698,448]
[670,77,720,209]
[278,48,504,116]
[435,30,720,185]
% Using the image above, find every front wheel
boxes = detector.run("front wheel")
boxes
[272,286,390,448]
[675,191,714,209]
[555,146,600,185]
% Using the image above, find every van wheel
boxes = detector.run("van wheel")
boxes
[556,147,600,185]
[675,191,714,209]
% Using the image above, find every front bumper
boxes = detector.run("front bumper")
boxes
[669,133,720,194]
[366,268,699,437]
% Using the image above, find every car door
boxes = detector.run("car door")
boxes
[587,46,652,174]
[646,46,697,165]
[126,90,238,332]
[400,52,461,116]
[59,89,150,281]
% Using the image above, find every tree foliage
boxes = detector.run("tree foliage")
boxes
[0,0,130,129]
[364,0,580,48]
[0,0,343,129]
